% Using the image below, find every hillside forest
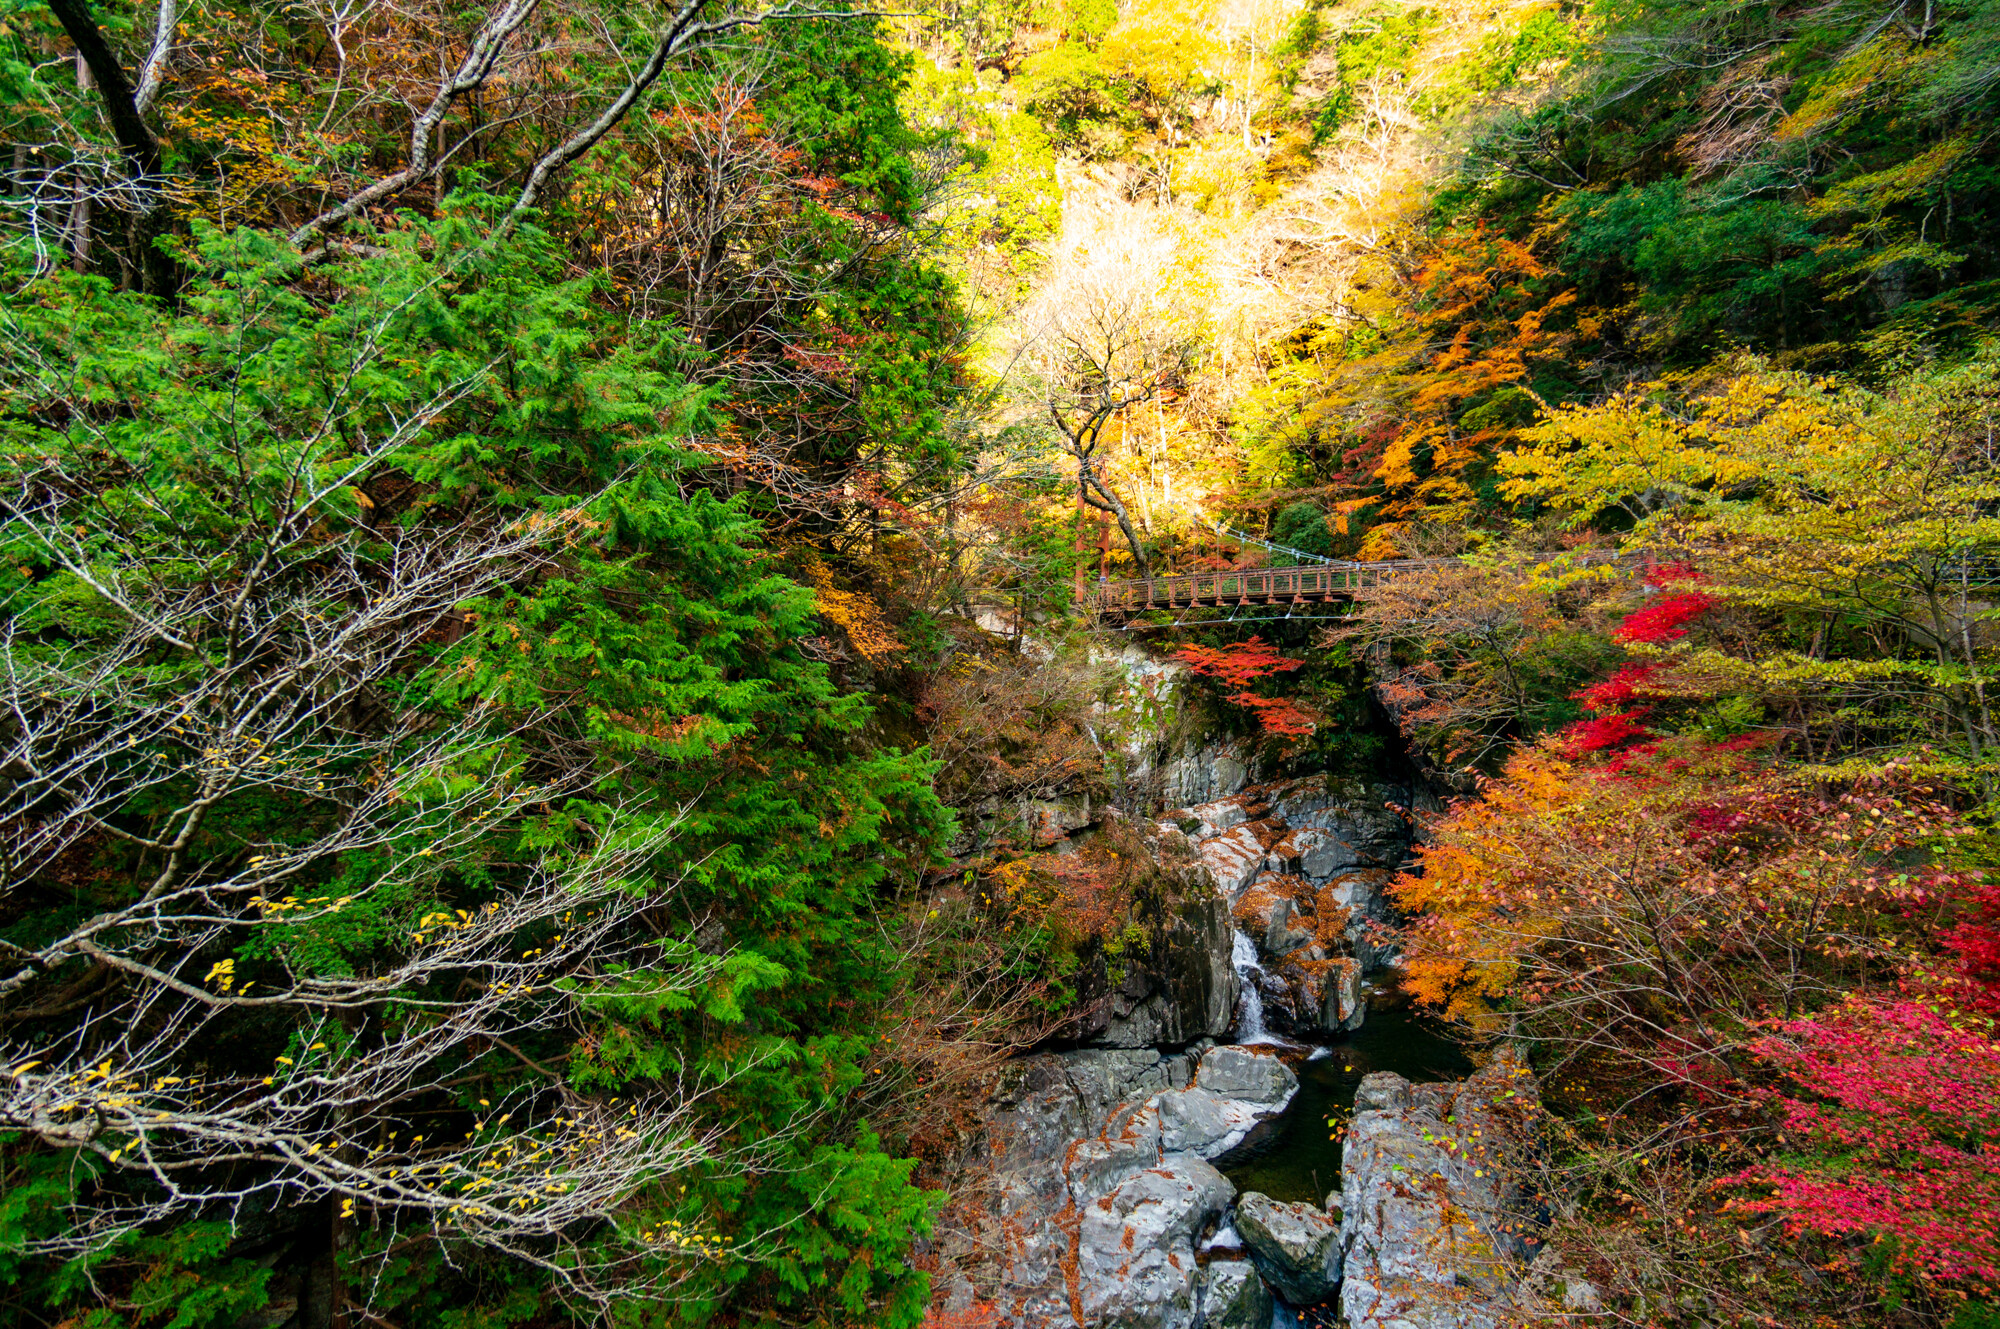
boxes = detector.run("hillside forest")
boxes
[0,0,1997,1327]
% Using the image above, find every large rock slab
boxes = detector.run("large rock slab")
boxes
[1235,1191,1343,1305]
[1159,739,1255,808]
[1195,1044,1298,1106]
[1339,1049,1545,1329]
[1075,1156,1234,1329]
[1153,1086,1282,1161]
[1197,823,1269,897]
[1077,895,1239,1049]
[1179,797,1250,839]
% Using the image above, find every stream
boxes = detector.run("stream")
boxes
[1220,997,1472,1205]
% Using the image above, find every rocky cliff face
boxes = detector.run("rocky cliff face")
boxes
[1166,776,1425,1038]
[926,671,1571,1329]
[1068,892,1239,1050]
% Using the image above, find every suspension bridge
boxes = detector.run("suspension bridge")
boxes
[1090,521,1447,626]
[1086,525,1640,629]
[1091,558,1459,619]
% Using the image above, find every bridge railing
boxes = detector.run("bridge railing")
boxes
[1081,546,2000,617]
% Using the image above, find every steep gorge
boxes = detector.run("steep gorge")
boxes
[919,642,1526,1328]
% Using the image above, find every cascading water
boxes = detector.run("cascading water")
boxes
[1231,928,1280,1045]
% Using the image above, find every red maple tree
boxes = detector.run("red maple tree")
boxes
[1171,637,1316,738]
[1739,980,2000,1287]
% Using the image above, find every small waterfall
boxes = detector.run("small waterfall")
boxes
[1231,929,1279,1045]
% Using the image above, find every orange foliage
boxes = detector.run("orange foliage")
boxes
[796,556,904,664]
[1366,223,1580,545]
[1394,739,1968,1044]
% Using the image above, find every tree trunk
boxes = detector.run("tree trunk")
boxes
[1081,462,1150,579]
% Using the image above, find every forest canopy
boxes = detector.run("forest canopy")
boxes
[2,0,1999,1325]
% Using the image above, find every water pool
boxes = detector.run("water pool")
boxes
[1220,1000,1472,1205]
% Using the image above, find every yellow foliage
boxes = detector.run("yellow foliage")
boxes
[796,558,905,665]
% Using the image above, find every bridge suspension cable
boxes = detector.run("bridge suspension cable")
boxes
[1205,518,1336,565]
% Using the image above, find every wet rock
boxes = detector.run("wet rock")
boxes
[1339,1049,1546,1329]
[1319,958,1365,1032]
[1234,1191,1344,1305]
[1195,1045,1298,1106]
[1153,1085,1284,1161]
[1198,1260,1274,1329]
[937,1039,1310,1329]
[1075,1156,1234,1329]
[1198,823,1269,897]
[1290,824,1369,878]
[1078,896,1239,1049]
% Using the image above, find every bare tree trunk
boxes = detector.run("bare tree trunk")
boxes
[68,52,91,274]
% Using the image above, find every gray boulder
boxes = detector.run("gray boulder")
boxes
[1264,896,1314,955]
[1234,1191,1343,1305]
[1075,1155,1235,1329]
[1319,958,1365,1032]
[1195,1045,1298,1106]
[1198,1260,1274,1329]
[1339,1050,1545,1329]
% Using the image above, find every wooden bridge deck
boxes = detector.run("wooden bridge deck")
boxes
[1091,558,1463,616]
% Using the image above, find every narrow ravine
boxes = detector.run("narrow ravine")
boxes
[1219,1002,1471,1205]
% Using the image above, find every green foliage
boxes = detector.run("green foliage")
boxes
[0,205,950,1327]
[1306,4,1438,139]
[902,61,1062,302]
[1271,500,1334,555]
[1019,40,1136,153]
[1449,0,2000,367]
